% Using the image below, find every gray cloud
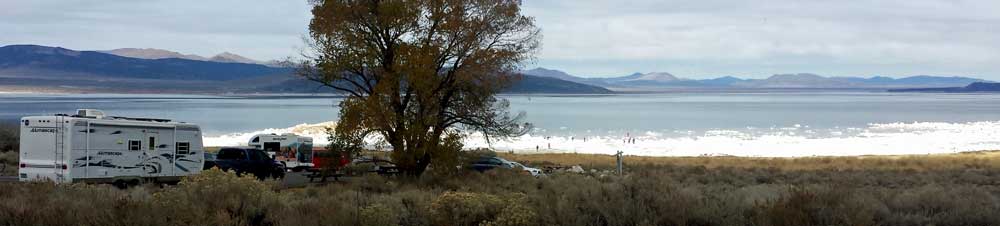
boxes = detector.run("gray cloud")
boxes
[2,0,999,79]
[523,0,1000,78]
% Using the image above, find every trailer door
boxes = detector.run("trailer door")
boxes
[143,128,171,178]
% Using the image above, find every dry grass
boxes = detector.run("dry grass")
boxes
[500,150,1000,171]
[0,123,17,176]
[5,163,1000,226]
[0,151,15,176]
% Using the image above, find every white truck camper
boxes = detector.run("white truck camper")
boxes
[18,109,204,185]
[248,133,313,171]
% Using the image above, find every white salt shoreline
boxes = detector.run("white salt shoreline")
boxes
[202,120,1000,158]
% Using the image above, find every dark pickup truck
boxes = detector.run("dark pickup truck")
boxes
[204,147,285,179]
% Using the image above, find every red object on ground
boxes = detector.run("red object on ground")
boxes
[310,148,350,170]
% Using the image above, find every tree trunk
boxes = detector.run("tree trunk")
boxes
[413,152,432,177]
[398,151,432,177]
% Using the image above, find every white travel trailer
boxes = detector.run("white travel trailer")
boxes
[19,109,204,185]
[248,133,313,171]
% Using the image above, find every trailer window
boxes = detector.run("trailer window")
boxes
[263,142,280,153]
[250,150,269,161]
[217,149,237,159]
[176,142,191,155]
[297,143,313,162]
[218,148,247,160]
[149,137,156,151]
[128,140,141,151]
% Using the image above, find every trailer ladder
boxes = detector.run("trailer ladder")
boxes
[55,117,65,176]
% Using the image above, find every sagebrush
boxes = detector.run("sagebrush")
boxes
[3,158,1000,226]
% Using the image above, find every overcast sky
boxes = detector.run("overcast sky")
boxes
[3,0,999,79]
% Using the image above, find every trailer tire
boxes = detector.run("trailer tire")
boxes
[292,166,303,172]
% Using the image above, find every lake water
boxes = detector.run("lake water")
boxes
[3,92,1000,157]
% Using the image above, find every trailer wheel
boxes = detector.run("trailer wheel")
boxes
[292,167,303,173]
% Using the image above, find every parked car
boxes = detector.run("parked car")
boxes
[470,157,543,176]
[204,147,285,179]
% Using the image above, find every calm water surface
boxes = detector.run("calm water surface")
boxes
[4,92,1000,156]
[2,92,999,136]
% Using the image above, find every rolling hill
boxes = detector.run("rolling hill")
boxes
[0,45,288,81]
[505,75,614,94]
[0,45,612,94]
[889,82,1000,93]
[8,44,986,94]
[521,68,991,90]
[101,48,274,66]
[100,48,210,61]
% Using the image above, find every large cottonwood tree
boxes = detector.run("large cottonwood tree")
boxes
[298,0,540,176]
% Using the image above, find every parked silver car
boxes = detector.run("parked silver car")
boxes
[470,157,543,176]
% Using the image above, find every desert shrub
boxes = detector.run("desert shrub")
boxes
[422,134,466,177]
[273,176,437,226]
[357,193,407,226]
[0,151,16,175]
[359,203,398,226]
[501,152,1000,172]
[751,186,892,226]
[0,123,17,153]
[885,185,1000,226]
[429,191,505,226]
[419,167,538,194]
[274,188,361,226]
[389,189,435,226]
[750,187,819,226]
[427,190,538,226]
[529,174,606,226]
[482,193,537,226]
[0,182,159,226]
[4,152,1000,226]
[154,168,281,226]
[0,123,16,175]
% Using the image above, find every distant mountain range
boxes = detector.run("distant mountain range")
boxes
[506,75,613,94]
[0,45,289,81]
[100,48,278,66]
[2,44,990,94]
[0,45,610,94]
[889,82,1000,93]
[522,68,992,90]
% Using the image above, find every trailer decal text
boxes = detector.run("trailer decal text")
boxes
[30,128,57,133]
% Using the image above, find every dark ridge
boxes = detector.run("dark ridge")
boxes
[888,82,1000,93]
